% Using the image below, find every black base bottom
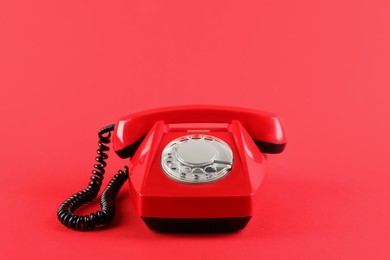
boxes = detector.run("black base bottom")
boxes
[142,217,251,233]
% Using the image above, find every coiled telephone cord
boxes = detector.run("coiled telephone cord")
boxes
[57,124,129,231]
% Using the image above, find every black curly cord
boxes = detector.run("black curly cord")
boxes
[57,124,129,231]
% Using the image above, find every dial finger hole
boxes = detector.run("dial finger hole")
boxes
[179,137,190,142]
[192,168,204,175]
[181,166,191,174]
[204,136,214,141]
[205,166,217,173]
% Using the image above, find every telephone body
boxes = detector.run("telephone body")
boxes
[58,105,286,232]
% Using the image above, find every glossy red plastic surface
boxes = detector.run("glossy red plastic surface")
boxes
[127,120,267,219]
[112,105,286,154]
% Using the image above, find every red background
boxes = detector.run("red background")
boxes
[1,0,389,259]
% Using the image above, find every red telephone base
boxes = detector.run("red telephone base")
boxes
[113,106,286,232]
[142,217,251,233]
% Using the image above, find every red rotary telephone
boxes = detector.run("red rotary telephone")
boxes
[58,105,287,232]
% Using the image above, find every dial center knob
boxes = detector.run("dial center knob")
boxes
[176,139,217,166]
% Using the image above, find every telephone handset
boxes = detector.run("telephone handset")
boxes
[58,105,286,232]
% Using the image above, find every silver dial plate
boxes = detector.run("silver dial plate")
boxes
[161,135,233,184]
